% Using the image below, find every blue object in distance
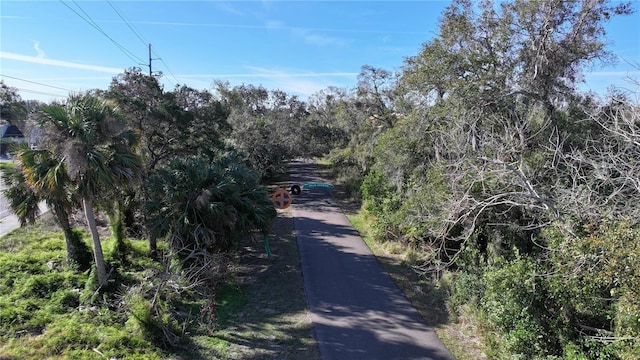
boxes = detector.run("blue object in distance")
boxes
[303,182,334,189]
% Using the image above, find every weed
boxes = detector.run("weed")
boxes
[0,203,318,359]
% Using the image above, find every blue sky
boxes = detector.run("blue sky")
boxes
[1,1,639,103]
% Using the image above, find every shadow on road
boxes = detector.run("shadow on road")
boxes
[291,159,455,360]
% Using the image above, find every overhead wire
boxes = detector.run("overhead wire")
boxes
[70,0,146,65]
[0,74,74,92]
[105,0,180,86]
[155,57,180,86]
[12,87,67,98]
[106,0,147,47]
[58,0,146,65]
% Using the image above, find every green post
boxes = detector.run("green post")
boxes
[264,234,272,256]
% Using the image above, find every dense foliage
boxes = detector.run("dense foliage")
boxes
[319,1,640,358]
[146,156,276,263]
[1,0,639,357]
[1,73,281,352]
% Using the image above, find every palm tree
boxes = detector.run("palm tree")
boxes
[16,146,92,270]
[1,160,41,227]
[146,156,276,256]
[41,93,140,286]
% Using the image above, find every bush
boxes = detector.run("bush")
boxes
[544,221,640,359]
[448,271,485,320]
[480,257,564,358]
[146,156,276,255]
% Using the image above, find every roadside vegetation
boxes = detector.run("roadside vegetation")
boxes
[320,1,640,359]
[0,208,317,359]
[1,0,639,359]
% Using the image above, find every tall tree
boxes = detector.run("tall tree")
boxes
[357,65,400,129]
[390,0,635,253]
[216,83,307,177]
[1,160,41,227]
[41,93,140,286]
[304,86,353,156]
[108,70,231,254]
[17,146,92,270]
[172,85,230,160]
[0,81,27,128]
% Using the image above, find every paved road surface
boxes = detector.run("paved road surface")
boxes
[0,177,20,238]
[0,173,46,238]
[0,177,9,218]
[0,178,27,238]
[291,160,455,360]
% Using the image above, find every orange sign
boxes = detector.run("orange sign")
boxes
[271,189,292,209]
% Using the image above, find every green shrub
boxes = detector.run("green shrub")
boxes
[42,318,102,354]
[0,297,38,331]
[361,168,396,215]
[448,271,485,320]
[481,257,563,358]
[126,295,165,344]
[544,221,640,359]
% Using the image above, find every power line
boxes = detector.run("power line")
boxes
[105,0,179,86]
[70,0,146,65]
[0,74,74,92]
[156,56,180,86]
[60,0,181,87]
[59,0,146,65]
[106,0,147,48]
[13,87,67,98]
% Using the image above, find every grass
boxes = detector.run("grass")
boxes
[0,206,318,359]
[1,159,485,359]
[187,208,319,359]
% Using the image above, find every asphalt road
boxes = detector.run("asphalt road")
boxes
[0,174,46,238]
[0,178,9,218]
[290,160,455,360]
[0,177,25,238]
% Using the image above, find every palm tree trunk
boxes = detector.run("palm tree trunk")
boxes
[53,203,91,270]
[83,198,108,286]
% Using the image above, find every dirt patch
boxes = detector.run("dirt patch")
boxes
[202,208,320,359]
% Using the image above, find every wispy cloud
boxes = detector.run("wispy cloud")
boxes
[265,20,283,30]
[32,76,115,81]
[178,71,357,79]
[33,41,45,58]
[286,26,350,47]
[119,20,420,35]
[302,33,349,47]
[122,21,269,29]
[239,66,356,96]
[0,52,123,74]
[176,67,358,97]
[213,1,246,16]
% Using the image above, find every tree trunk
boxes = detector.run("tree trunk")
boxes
[148,230,158,258]
[53,203,91,271]
[83,198,108,286]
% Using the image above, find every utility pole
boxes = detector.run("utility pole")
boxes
[147,44,161,77]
